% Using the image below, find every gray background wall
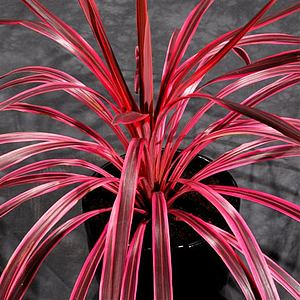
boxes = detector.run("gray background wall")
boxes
[0,1,299,299]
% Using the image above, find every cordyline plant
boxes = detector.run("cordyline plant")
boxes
[0,0,299,299]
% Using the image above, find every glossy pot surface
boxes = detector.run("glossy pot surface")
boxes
[82,152,239,299]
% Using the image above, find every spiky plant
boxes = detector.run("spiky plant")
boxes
[0,0,299,299]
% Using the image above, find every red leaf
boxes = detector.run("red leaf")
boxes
[211,185,300,222]
[136,0,153,113]
[8,102,118,151]
[70,225,108,300]
[175,0,276,97]
[179,181,279,299]
[170,209,257,299]
[214,227,300,299]
[194,142,300,180]
[8,210,110,300]
[205,50,300,86]
[161,30,179,82]
[99,139,145,300]
[134,46,140,93]
[191,93,300,144]
[120,223,147,300]
[233,46,251,65]
[152,192,173,300]
[0,132,106,171]
[0,158,117,188]
[164,0,214,76]
[172,3,300,91]
[78,0,137,112]
[0,178,116,299]
[156,0,214,115]
[238,33,300,46]
[0,176,90,218]
[0,19,116,95]
[113,112,149,125]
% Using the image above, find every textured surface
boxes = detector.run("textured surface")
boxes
[0,1,299,299]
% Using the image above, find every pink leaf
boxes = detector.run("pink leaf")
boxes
[0,133,107,171]
[136,0,154,113]
[120,222,147,300]
[161,30,179,82]
[175,0,276,97]
[180,181,279,299]
[156,0,214,114]
[78,0,137,111]
[19,0,112,78]
[152,192,173,300]
[214,227,300,299]
[0,158,117,188]
[238,33,300,46]
[205,50,300,86]
[99,139,145,300]
[0,177,116,299]
[7,103,120,158]
[7,210,110,300]
[170,209,257,299]
[194,143,300,180]
[190,93,300,144]
[173,3,300,89]
[134,46,140,93]
[0,81,109,112]
[0,176,89,218]
[0,19,116,95]
[70,225,108,300]
[0,65,120,113]
[113,112,149,125]
[0,74,129,146]
[211,185,300,222]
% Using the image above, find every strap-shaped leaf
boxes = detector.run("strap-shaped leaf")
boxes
[214,227,300,299]
[0,81,111,112]
[0,175,91,218]
[8,210,110,300]
[0,158,116,188]
[136,0,153,113]
[170,209,257,299]
[188,93,300,144]
[152,192,173,300]
[120,222,147,300]
[113,112,149,125]
[180,181,279,299]
[206,50,300,86]
[173,2,300,89]
[19,0,112,78]
[210,72,300,131]
[233,46,251,65]
[0,177,116,299]
[0,65,121,113]
[0,140,103,172]
[156,0,214,114]
[174,0,276,97]
[167,0,214,73]
[70,225,108,300]
[211,185,300,222]
[194,144,300,180]
[0,79,129,143]
[78,0,137,111]
[99,139,145,300]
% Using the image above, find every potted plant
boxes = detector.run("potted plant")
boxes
[0,0,299,299]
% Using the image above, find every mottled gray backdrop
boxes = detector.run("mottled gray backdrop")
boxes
[0,1,299,299]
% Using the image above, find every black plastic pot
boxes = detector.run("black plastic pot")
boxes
[82,152,239,299]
